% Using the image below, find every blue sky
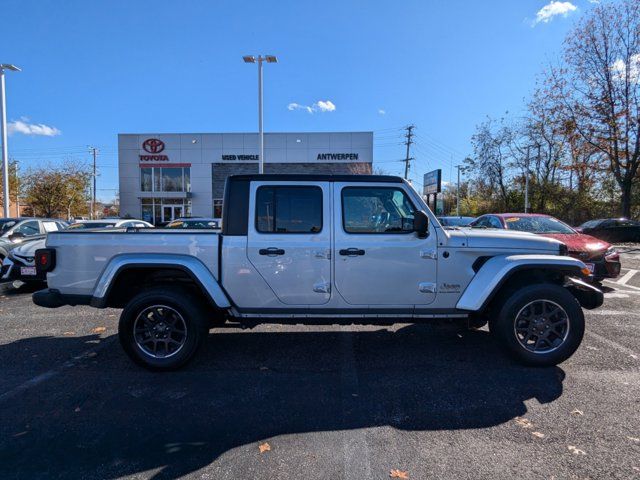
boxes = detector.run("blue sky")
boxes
[2,0,596,200]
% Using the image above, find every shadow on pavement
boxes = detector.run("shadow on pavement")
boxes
[0,324,565,479]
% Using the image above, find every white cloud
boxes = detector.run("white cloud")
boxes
[611,54,640,82]
[7,117,61,137]
[378,109,386,115]
[315,100,336,112]
[287,100,336,114]
[533,1,577,25]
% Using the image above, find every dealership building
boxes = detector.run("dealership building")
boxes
[118,132,373,225]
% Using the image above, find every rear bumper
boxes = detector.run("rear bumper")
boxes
[565,277,604,310]
[32,289,92,309]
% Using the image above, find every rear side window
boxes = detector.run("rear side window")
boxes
[256,186,322,234]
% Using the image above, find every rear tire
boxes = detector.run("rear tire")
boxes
[490,283,584,366]
[119,287,209,371]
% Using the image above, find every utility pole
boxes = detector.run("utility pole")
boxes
[524,146,530,213]
[403,125,415,180]
[90,147,98,219]
[455,165,463,217]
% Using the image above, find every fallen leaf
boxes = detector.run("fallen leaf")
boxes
[92,326,106,334]
[567,445,586,455]
[258,442,271,453]
[627,436,640,443]
[570,409,584,416]
[532,431,545,438]
[515,417,533,429]
[63,332,75,336]
[390,470,409,479]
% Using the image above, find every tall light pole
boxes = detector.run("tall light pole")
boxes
[0,64,20,218]
[455,165,465,217]
[243,55,277,174]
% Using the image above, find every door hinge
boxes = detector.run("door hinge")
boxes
[418,282,437,293]
[420,249,437,260]
[313,282,331,294]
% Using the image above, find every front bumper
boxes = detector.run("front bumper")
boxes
[565,276,604,310]
[1,257,46,284]
[569,253,621,281]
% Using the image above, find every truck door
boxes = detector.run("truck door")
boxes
[247,181,331,305]
[333,183,438,306]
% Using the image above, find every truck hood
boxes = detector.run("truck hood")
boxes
[446,228,563,252]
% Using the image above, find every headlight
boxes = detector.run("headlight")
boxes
[605,247,617,257]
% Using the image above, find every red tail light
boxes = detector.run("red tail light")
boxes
[35,249,56,273]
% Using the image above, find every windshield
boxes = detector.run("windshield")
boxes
[504,216,575,234]
[68,222,115,229]
[0,219,17,234]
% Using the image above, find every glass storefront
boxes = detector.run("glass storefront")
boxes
[141,198,192,225]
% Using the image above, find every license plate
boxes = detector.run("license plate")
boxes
[20,266,37,276]
[585,263,595,273]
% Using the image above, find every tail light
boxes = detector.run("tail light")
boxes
[35,248,56,274]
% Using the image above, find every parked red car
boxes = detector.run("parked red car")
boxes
[470,213,621,281]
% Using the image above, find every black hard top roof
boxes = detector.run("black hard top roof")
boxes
[227,174,405,183]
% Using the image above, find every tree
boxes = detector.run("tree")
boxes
[22,164,91,219]
[0,160,20,213]
[554,0,640,217]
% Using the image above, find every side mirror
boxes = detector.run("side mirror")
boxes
[8,232,26,242]
[414,210,429,238]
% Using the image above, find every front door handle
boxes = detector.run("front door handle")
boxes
[259,247,285,256]
[339,248,365,257]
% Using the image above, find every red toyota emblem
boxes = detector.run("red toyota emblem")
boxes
[142,138,165,154]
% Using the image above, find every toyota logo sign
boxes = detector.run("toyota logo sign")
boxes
[142,138,165,154]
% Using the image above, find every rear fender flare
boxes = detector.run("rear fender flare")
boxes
[91,253,231,308]
[456,254,586,312]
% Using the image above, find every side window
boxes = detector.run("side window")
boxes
[14,221,40,236]
[342,187,416,234]
[472,216,490,228]
[489,216,503,229]
[256,186,322,234]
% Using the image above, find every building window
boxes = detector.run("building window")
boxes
[140,198,192,226]
[255,186,322,234]
[141,167,191,193]
[213,199,223,219]
[141,168,153,191]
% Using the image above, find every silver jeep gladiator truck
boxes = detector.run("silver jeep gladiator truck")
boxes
[32,174,603,370]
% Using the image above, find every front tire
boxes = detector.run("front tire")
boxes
[119,287,209,371]
[490,283,584,366]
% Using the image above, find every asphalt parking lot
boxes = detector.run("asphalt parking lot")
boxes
[0,255,639,480]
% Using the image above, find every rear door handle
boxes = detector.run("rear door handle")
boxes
[339,248,365,257]
[259,247,285,256]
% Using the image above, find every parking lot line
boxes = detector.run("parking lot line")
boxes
[585,331,639,359]
[616,269,638,285]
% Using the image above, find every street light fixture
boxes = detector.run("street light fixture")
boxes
[0,64,21,218]
[243,54,278,174]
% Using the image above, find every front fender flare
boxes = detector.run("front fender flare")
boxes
[91,253,231,309]
[456,254,586,312]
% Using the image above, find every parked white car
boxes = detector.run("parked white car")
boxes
[33,174,603,370]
